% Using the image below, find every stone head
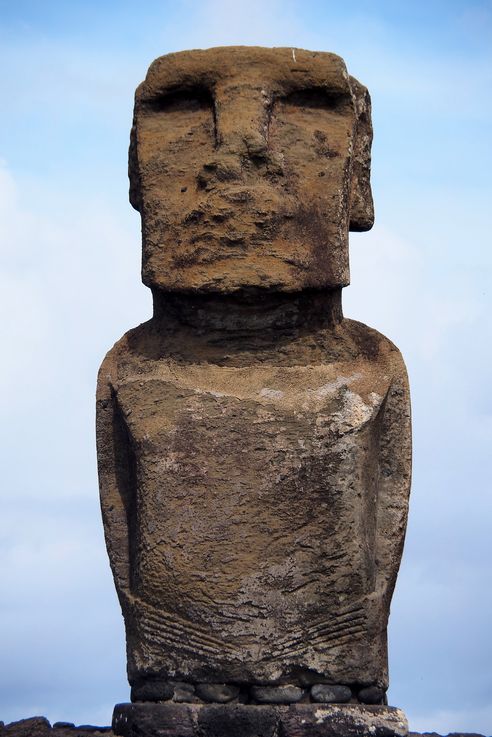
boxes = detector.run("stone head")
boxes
[129,46,373,293]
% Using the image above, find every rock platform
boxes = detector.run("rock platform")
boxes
[1,713,489,737]
[113,702,409,737]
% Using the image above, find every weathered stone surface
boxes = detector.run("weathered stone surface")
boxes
[131,678,174,702]
[172,683,199,703]
[311,684,352,703]
[2,717,489,737]
[97,46,411,697]
[280,704,408,736]
[195,683,240,703]
[112,703,409,737]
[97,292,411,690]
[251,685,304,704]
[358,685,387,704]
[128,47,374,294]
[196,704,279,737]
[113,703,196,737]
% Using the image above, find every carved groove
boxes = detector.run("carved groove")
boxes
[136,605,240,656]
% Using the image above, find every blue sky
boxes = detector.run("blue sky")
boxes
[1,0,491,732]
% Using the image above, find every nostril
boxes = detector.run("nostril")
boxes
[250,153,268,167]
[197,172,210,190]
[244,147,270,170]
[243,134,272,170]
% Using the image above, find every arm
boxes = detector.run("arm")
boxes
[96,350,135,607]
[375,361,412,613]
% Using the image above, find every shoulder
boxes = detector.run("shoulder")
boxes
[96,320,153,397]
[341,318,408,382]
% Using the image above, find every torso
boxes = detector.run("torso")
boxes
[104,317,402,661]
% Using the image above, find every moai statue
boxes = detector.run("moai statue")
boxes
[97,47,411,734]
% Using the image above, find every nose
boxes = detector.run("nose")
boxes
[241,131,270,164]
[198,130,271,181]
[217,125,270,166]
[212,87,277,168]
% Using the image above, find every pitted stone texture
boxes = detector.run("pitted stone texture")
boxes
[112,703,409,737]
[280,704,408,737]
[131,680,208,703]
[358,685,387,705]
[165,682,197,703]
[113,704,196,737]
[311,684,352,703]
[251,685,304,704]
[97,46,411,696]
[195,683,240,703]
[131,679,174,702]
[97,297,411,688]
[196,705,279,737]
[129,46,374,294]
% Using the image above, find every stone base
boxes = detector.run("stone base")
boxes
[112,702,409,737]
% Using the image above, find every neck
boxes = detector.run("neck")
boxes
[152,288,343,335]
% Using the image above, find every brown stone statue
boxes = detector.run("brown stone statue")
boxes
[97,47,411,720]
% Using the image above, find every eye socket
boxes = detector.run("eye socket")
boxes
[279,88,351,113]
[146,87,214,114]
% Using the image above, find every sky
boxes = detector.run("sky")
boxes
[0,0,491,732]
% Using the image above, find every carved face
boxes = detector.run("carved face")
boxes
[130,47,373,293]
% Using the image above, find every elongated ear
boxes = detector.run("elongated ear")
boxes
[349,76,374,231]
[128,121,141,212]
[128,85,145,212]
